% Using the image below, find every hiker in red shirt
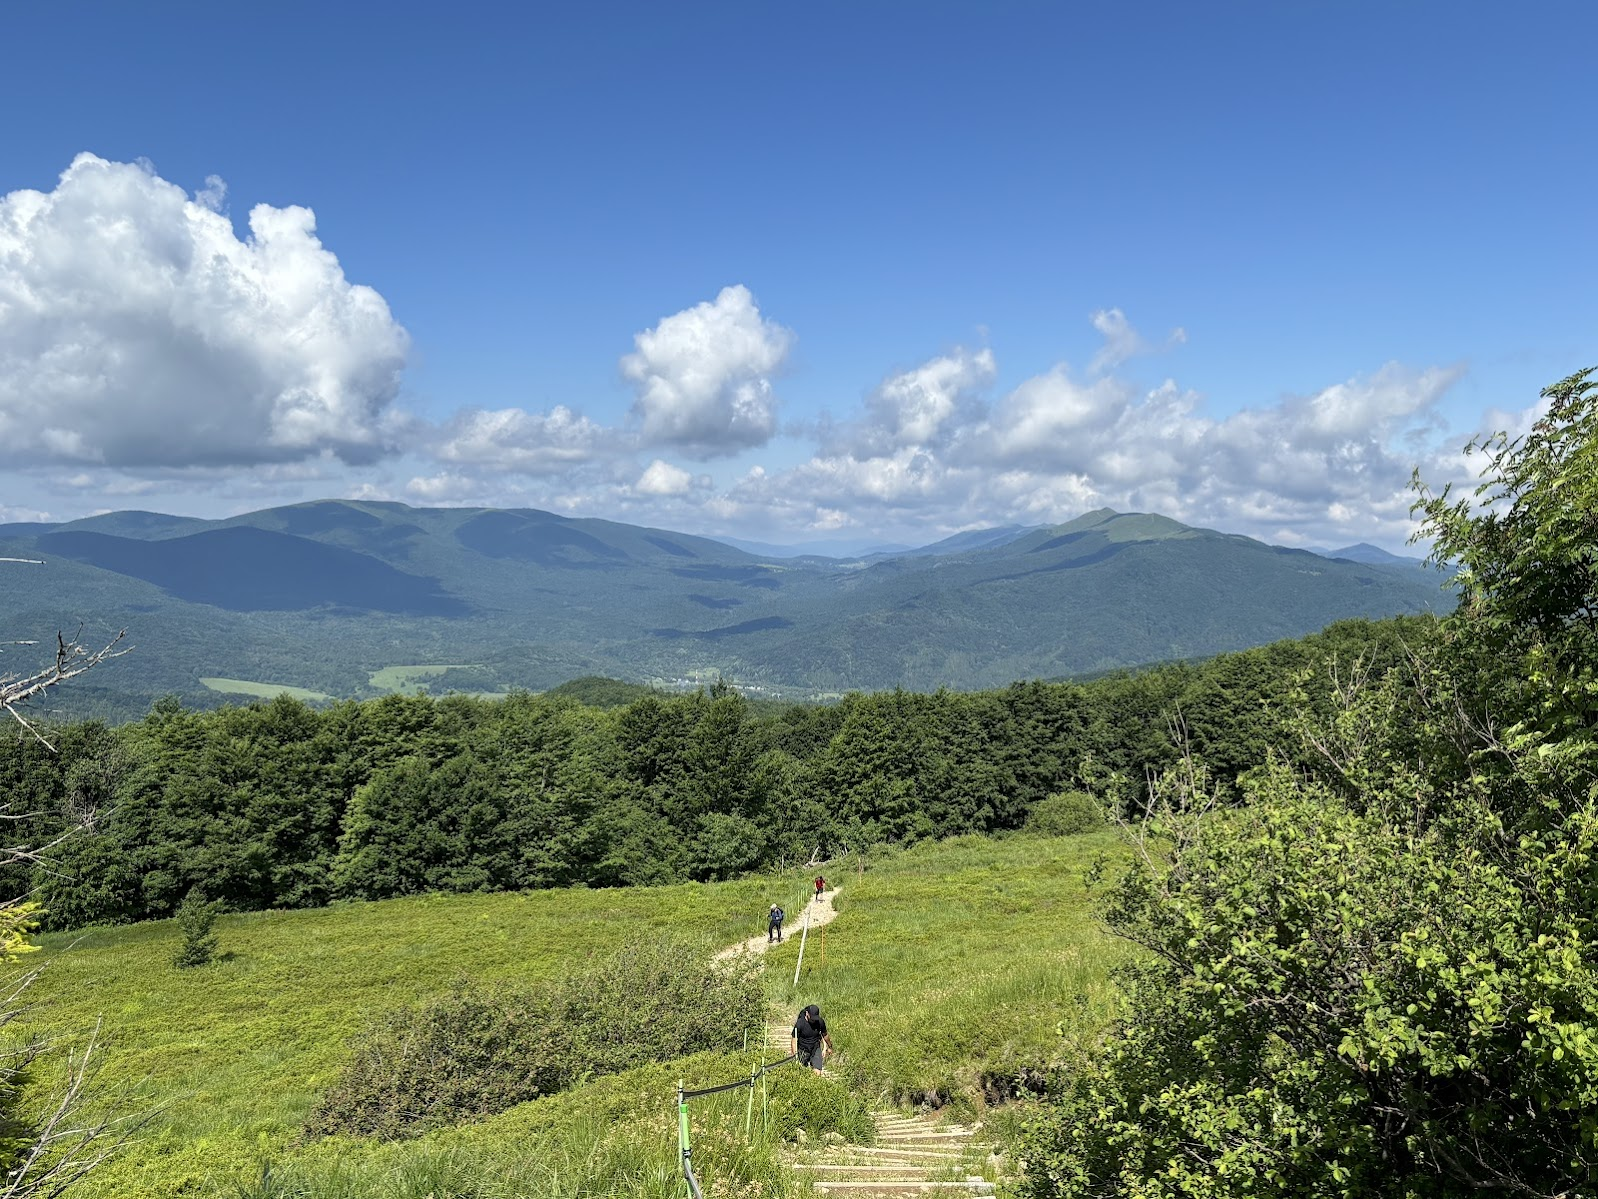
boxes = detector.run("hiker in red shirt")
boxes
[813,874,825,902]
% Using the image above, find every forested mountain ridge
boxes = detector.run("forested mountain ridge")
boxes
[0,500,1447,717]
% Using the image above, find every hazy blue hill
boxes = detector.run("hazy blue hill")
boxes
[455,509,635,567]
[1321,542,1427,567]
[713,534,914,558]
[37,527,470,615]
[721,509,1449,691]
[872,524,1041,559]
[1,500,1453,717]
[55,510,211,539]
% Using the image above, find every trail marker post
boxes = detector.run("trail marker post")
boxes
[792,898,812,987]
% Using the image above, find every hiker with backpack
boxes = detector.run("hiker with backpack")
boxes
[768,903,785,943]
[790,1003,833,1074]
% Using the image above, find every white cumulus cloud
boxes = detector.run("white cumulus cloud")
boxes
[621,284,793,455]
[634,459,696,497]
[850,346,996,454]
[0,154,410,469]
[720,309,1474,550]
[1089,307,1185,374]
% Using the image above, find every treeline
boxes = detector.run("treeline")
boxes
[1,616,1431,930]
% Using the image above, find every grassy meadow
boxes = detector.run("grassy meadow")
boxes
[366,664,481,692]
[198,677,334,701]
[24,831,1124,1197]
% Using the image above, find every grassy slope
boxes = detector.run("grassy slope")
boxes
[26,832,1123,1198]
[769,833,1127,1105]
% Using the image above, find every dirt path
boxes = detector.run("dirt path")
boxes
[714,886,842,962]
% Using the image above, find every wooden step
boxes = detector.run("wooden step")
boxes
[810,1184,994,1195]
[796,1164,951,1175]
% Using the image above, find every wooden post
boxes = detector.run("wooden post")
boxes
[792,900,811,988]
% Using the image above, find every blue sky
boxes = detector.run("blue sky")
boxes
[1,1,1593,551]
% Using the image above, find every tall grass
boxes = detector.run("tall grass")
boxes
[224,1054,809,1199]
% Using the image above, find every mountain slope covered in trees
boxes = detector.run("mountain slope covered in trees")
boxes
[0,502,1446,716]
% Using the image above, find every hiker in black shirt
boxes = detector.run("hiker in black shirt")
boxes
[768,904,785,943]
[790,1003,833,1074]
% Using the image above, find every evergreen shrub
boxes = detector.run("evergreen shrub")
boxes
[173,890,220,968]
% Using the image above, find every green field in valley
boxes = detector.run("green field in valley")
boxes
[367,664,482,692]
[198,677,333,701]
[26,830,1123,1198]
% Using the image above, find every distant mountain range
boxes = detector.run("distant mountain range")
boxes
[1306,542,1427,567]
[712,534,915,558]
[0,502,1451,719]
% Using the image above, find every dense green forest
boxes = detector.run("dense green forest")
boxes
[2,616,1430,930]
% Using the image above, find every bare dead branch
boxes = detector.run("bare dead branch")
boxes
[0,1017,153,1199]
[0,630,129,751]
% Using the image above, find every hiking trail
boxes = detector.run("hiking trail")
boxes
[714,885,842,962]
[712,888,1006,1196]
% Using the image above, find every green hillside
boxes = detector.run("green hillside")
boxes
[27,833,1120,1199]
[0,501,1447,718]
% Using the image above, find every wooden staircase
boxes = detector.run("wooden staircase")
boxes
[788,1108,997,1197]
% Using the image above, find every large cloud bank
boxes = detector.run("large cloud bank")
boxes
[401,308,1479,549]
[734,350,1469,547]
[0,154,409,468]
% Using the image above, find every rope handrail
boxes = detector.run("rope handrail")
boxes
[681,1051,795,1099]
[678,1049,799,1196]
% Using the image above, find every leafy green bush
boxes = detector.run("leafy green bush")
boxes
[172,889,220,968]
[1025,791,1103,836]
[303,981,566,1140]
[1021,371,1598,1197]
[766,1067,874,1143]
[556,937,762,1076]
[306,936,762,1140]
